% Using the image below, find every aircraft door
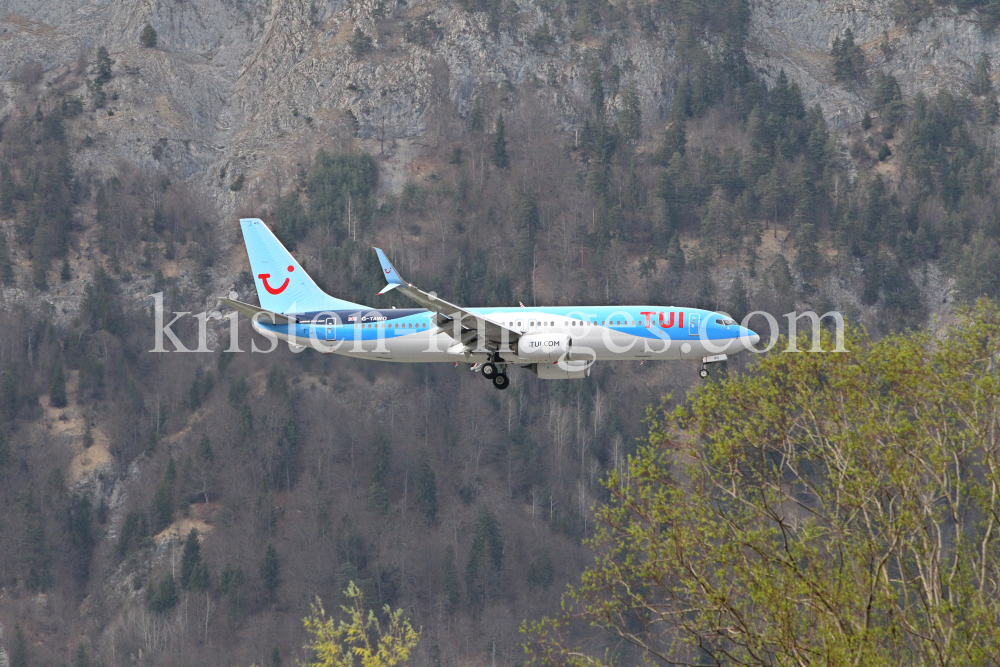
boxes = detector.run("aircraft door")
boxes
[688,312,699,338]
[326,317,337,340]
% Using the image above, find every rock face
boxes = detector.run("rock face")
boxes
[0,0,665,206]
[749,0,1000,128]
[1,0,995,204]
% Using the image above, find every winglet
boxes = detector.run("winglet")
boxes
[374,247,404,294]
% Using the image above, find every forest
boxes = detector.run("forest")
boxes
[1,0,1000,665]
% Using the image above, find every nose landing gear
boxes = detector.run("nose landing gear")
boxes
[698,354,728,380]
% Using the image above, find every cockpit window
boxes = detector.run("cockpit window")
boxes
[715,318,736,326]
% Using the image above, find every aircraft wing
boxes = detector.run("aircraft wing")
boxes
[373,248,520,345]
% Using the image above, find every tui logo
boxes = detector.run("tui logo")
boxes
[259,266,294,295]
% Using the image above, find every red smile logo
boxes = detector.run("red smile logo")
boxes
[259,266,294,295]
[385,268,392,274]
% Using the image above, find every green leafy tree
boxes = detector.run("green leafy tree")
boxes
[301,582,420,667]
[527,302,1000,667]
[492,111,509,168]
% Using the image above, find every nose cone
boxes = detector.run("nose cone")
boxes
[742,327,760,349]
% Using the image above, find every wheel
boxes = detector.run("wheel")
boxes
[481,362,498,378]
[699,368,710,379]
[492,373,509,390]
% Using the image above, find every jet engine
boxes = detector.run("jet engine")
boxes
[529,359,592,380]
[516,333,572,361]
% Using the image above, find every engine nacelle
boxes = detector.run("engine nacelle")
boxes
[517,333,572,361]
[530,360,592,380]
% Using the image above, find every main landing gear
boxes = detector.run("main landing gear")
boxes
[479,356,509,390]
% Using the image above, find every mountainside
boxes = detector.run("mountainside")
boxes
[1,0,1000,665]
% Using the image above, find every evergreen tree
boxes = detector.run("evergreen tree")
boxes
[147,572,178,613]
[140,23,157,48]
[0,233,14,286]
[527,551,554,589]
[492,111,509,168]
[986,89,1000,125]
[266,364,288,396]
[666,233,686,275]
[470,97,484,133]
[350,28,373,58]
[589,67,605,117]
[621,85,642,143]
[60,257,71,282]
[96,46,112,83]
[260,542,281,602]
[150,458,177,534]
[0,162,16,217]
[415,450,438,524]
[10,623,27,667]
[367,433,391,514]
[770,70,805,120]
[973,53,992,96]
[660,117,686,161]
[465,506,503,605]
[701,187,734,258]
[68,494,93,584]
[443,544,460,611]
[180,528,202,589]
[220,563,245,617]
[795,222,823,282]
[769,254,797,315]
[50,362,67,409]
[831,29,864,81]
[71,643,90,667]
[728,273,750,320]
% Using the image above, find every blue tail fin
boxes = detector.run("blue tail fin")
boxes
[239,218,368,314]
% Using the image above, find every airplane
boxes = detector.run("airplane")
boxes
[220,218,761,390]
